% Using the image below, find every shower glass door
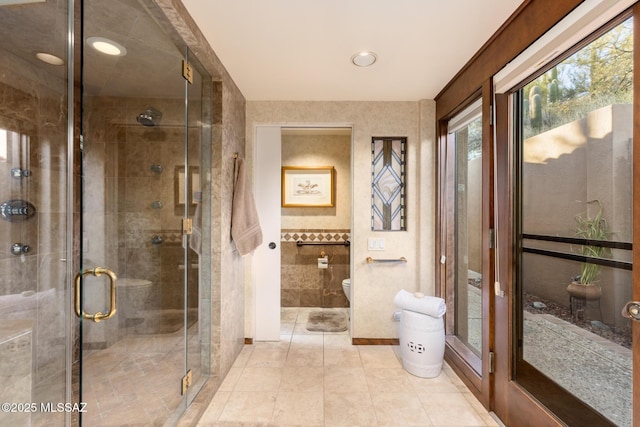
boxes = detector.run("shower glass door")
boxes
[184,49,212,404]
[78,0,207,424]
[0,2,72,426]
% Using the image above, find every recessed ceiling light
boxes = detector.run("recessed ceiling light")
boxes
[87,37,127,56]
[351,51,377,67]
[35,52,64,66]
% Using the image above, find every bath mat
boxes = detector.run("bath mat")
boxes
[306,310,348,332]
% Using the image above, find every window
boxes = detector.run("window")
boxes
[0,129,7,162]
[445,99,484,367]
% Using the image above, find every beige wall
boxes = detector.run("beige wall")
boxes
[245,100,436,339]
[281,133,351,230]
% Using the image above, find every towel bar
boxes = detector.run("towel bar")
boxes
[366,256,407,263]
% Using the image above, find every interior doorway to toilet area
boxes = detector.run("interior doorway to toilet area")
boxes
[254,126,353,342]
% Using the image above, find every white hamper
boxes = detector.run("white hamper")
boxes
[398,309,445,378]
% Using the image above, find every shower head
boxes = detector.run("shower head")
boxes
[136,107,162,127]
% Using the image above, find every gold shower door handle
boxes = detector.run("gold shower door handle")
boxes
[74,267,117,322]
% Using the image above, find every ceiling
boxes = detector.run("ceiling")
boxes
[182,0,524,101]
[1,1,523,102]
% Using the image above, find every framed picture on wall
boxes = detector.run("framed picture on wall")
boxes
[281,166,335,207]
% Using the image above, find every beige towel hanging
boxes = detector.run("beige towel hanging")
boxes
[231,157,263,255]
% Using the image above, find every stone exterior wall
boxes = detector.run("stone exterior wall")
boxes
[521,105,633,327]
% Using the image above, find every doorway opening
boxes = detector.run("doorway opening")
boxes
[280,127,352,336]
[253,125,353,341]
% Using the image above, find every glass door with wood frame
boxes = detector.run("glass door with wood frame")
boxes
[511,16,633,426]
[443,98,488,391]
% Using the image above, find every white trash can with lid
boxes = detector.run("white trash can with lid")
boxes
[393,290,446,378]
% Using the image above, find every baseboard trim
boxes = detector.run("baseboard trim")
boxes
[352,338,399,345]
[244,337,397,345]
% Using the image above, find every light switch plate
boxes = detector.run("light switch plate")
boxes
[368,237,385,251]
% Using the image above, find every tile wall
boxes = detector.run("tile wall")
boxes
[281,229,350,308]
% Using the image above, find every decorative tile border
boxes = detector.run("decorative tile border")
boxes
[281,229,350,243]
[151,230,183,245]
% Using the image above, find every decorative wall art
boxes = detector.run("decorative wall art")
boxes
[282,166,335,207]
[175,166,200,207]
[371,137,406,231]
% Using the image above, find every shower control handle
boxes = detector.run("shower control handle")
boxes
[0,199,36,222]
[11,243,30,255]
[268,242,276,250]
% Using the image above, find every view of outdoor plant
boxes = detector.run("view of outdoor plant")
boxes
[574,199,610,285]
[523,19,632,138]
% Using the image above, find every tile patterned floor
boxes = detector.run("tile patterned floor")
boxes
[196,307,501,426]
[80,316,202,426]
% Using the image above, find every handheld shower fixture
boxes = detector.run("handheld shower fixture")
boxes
[136,107,162,127]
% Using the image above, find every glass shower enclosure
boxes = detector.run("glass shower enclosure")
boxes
[0,0,211,425]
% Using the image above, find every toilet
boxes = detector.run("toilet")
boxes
[117,278,153,324]
[342,278,351,303]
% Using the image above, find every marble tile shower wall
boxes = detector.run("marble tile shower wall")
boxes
[74,98,200,351]
[117,112,200,312]
[281,229,350,308]
[0,75,69,391]
[87,96,201,318]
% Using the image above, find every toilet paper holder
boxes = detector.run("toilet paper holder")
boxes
[317,255,329,269]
